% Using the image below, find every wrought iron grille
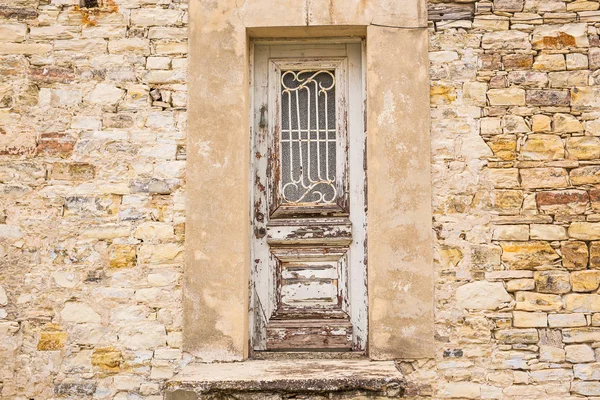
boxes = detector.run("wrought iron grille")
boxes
[280,70,337,205]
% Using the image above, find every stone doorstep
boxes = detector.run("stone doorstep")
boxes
[165,359,406,399]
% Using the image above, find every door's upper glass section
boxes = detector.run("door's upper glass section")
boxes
[280,70,337,205]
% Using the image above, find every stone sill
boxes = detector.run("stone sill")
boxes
[165,359,405,399]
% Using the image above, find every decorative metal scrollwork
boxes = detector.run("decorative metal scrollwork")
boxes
[280,70,338,205]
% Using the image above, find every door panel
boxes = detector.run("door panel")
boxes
[251,42,366,353]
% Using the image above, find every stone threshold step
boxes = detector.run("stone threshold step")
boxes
[165,359,405,399]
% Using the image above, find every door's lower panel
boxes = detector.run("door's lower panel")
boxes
[266,319,353,350]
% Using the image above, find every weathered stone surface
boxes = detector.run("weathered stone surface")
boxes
[571,270,600,292]
[569,222,600,240]
[572,381,600,396]
[548,313,587,327]
[520,134,564,160]
[565,294,600,312]
[61,302,101,323]
[495,328,539,343]
[537,190,588,215]
[571,166,600,185]
[534,270,571,293]
[532,23,589,49]
[482,31,531,50]
[515,291,563,311]
[520,168,569,189]
[567,136,600,159]
[567,344,595,363]
[571,87,600,107]
[456,281,513,310]
[533,54,566,71]
[92,347,123,373]
[513,311,548,327]
[501,241,560,269]
[562,241,590,270]
[38,324,68,351]
[109,245,137,269]
[487,88,526,105]
[526,90,570,106]
[591,242,600,269]
[564,328,600,343]
[493,225,529,241]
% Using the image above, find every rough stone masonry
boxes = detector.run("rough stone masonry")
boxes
[0,0,599,398]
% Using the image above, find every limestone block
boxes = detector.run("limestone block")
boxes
[491,190,523,213]
[572,381,600,396]
[503,115,530,133]
[567,53,589,70]
[82,224,130,239]
[473,168,505,190]
[493,225,529,241]
[530,224,567,240]
[526,89,570,106]
[138,243,184,264]
[494,0,524,11]
[118,323,167,349]
[147,57,171,70]
[567,1,600,11]
[429,51,459,63]
[572,270,600,292]
[109,245,137,269]
[482,31,531,50]
[539,345,566,362]
[109,38,150,55]
[487,135,517,160]
[566,344,595,363]
[463,81,487,106]
[503,54,533,70]
[506,278,535,291]
[515,291,563,311]
[430,82,456,105]
[61,302,101,323]
[92,347,123,373]
[569,222,600,240]
[590,48,600,70]
[0,286,6,306]
[563,328,600,343]
[532,114,552,132]
[561,241,589,270]
[130,9,183,26]
[549,70,589,88]
[85,83,124,106]
[532,23,589,49]
[533,54,566,71]
[439,382,481,399]
[520,168,569,189]
[537,190,589,215]
[591,242,600,269]
[565,294,600,312]
[155,42,188,55]
[567,137,600,160]
[54,39,107,52]
[0,43,52,55]
[0,23,27,42]
[37,324,67,351]
[554,113,583,133]
[571,166,600,185]
[501,241,560,269]
[586,119,600,136]
[487,88,526,105]
[495,328,539,343]
[513,311,547,327]
[530,368,573,382]
[521,134,565,160]
[456,281,512,310]
[571,87,600,107]
[534,270,571,293]
[29,25,79,40]
[548,313,587,327]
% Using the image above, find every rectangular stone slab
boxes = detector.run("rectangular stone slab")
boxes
[166,360,405,396]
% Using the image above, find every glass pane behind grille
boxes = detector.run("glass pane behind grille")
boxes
[280,70,337,204]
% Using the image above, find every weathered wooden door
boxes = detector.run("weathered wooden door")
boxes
[251,42,366,352]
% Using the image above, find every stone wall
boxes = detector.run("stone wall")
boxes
[0,0,599,399]
[0,0,187,398]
